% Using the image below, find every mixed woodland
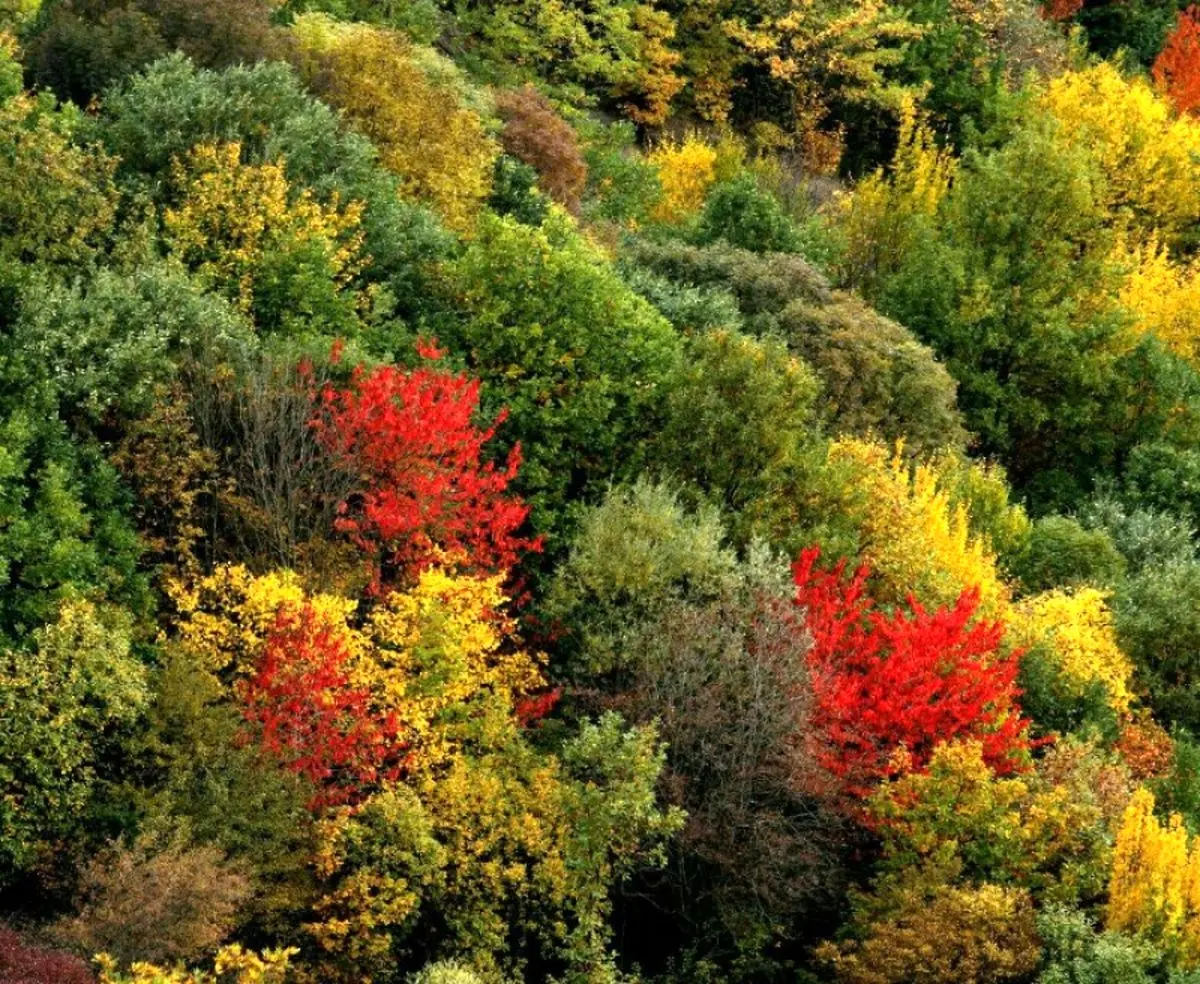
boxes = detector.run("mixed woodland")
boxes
[9,0,1200,982]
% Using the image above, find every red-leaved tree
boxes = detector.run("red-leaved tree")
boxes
[1155,6,1200,115]
[794,547,1030,796]
[239,604,407,810]
[311,341,541,589]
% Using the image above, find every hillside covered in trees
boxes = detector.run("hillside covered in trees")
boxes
[10,0,1200,982]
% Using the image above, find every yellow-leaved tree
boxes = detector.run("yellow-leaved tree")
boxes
[1009,587,1135,716]
[293,15,498,231]
[163,141,365,316]
[1038,63,1200,249]
[826,438,1009,615]
[1107,787,1200,968]
[648,133,719,224]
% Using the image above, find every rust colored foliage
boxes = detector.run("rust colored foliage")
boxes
[0,928,94,984]
[1116,717,1175,780]
[311,342,540,589]
[1155,6,1200,115]
[795,547,1030,795]
[495,85,588,213]
[1041,0,1083,21]
[239,604,407,810]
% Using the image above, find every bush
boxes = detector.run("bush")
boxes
[695,173,801,254]
[544,480,742,678]
[51,831,251,968]
[494,85,587,213]
[487,155,550,226]
[1036,904,1160,984]
[1123,442,1200,525]
[1079,494,1197,573]
[0,602,148,882]
[653,329,820,526]
[1116,561,1200,732]
[1014,516,1127,594]
[24,0,288,107]
[295,19,497,231]
[439,213,682,549]
[623,238,964,454]
[0,927,94,984]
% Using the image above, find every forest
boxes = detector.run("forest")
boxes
[8,0,1200,981]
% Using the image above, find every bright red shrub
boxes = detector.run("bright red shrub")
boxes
[0,927,94,984]
[239,604,407,810]
[794,547,1030,796]
[311,343,540,588]
[1155,6,1200,115]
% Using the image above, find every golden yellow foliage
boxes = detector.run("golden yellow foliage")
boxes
[1114,234,1200,363]
[648,133,718,223]
[1107,787,1200,967]
[95,945,295,984]
[1009,588,1135,715]
[1039,63,1200,247]
[163,141,365,313]
[828,438,1009,615]
[294,18,498,231]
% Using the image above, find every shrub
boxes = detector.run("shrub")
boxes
[544,480,741,678]
[1009,588,1135,716]
[796,547,1029,795]
[0,928,94,984]
[0,601,148,881]
[1116,561,1200,731]
[1036,904,1160,984]
[52,831,251,967]
[494,85,587,213]
[1107,788,1200,968]
[439,213,682,549]
[311,351,539,588]
[653,329,820,525]
[695,173,801,253]
[818,882,1041,984]
[24,0,289,107]
[1015,516,1127,593]
[295,19,497,230]
[649,134,718,224]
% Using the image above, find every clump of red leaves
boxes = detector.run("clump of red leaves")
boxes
[1155,6,1200,115]
[0,927,94,984]
[1041,0,1082,22]
[239,604,407,810]
[794,547,1030,797]
[311,340,541,590]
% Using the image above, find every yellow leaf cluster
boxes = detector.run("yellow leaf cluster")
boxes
[1039,63,1200,247]
[1009,587,1135,715]
[163,141,365,313]
[1114,234,1200,364]
[95,945,295,984]
[1107,787,1200,967]
[648,133,718,224]
[828,438,1009,615]
[295,19,497,232]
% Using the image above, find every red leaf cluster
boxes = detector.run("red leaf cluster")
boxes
[0,927,94,984]
[239,605,407,810]
[312,350,540,588]
[1155,6,1200,115]
[1116,717,1175,781]
[795,547,1030,796]
[1040,0,1083,22]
